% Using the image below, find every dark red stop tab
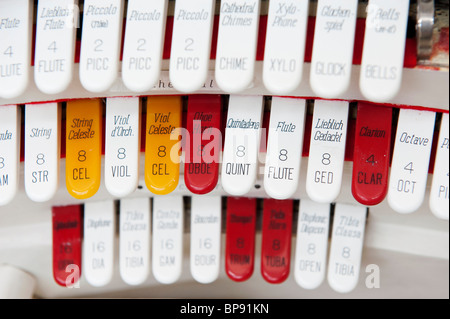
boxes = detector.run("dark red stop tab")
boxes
[225,197,257,282]
[261,199,293,284]
[185,95,222,194]
[352,103,393,206]
[52,205,82,287]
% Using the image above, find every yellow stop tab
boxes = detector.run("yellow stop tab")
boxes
[66,99,103,199]
[145,96,182,195]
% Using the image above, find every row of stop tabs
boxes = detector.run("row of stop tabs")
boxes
[0,95,448,219]
[53,195,368,294]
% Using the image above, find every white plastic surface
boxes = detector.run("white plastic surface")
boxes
[215,0,261,93]
[83,200,115,287]
[170,0,215,93]
[430,113,449,220]
[24,103,60,202]
[152,196,184,284]
[388,109,436,214]
[262,0,309,95]
[190,196,222,284]
[34,0,78,95]
[0,265,36,299]
[310,0,358,98]
[264,97,306,199]
[306,100,349,203]
[105,97,141,198]
[0,105,21,206]
[327,203,367,294]
[0,0,32,99]
[122,0,168,92]
[119,197,151,286]
[359,0,410,102]
[79,0,125,93]
[221,95,263,196]
[294,199,330,290]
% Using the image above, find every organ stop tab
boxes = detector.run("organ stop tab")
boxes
[0,0,448,300]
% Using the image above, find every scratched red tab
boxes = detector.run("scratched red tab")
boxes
[261,199,293,284]
[52,205,82,287]
[225,197,257,282]
[185,95,222,194]
[352,103,392,205]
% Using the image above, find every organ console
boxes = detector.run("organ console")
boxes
[0,0,448,300]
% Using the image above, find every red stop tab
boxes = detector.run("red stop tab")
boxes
[52,205,82,287]
[352,103,393,206]
[225,197,257,282]
[185,95,222,194]
[261,199,293,284]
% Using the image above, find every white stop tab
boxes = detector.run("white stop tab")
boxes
[24,103,61,202]
[0,105,21,206]
[430,113,449,220]
[215,0,261,93]
[264,97,306,199]
[152,196,184,284]
[263,0,309,95]
[34,0,78,95]
[79,0,125,93]
[310,0,358,98]
[294,199,330,290]
[120,197,151,286]
[221,95,263,196]
[359,0,410,102]
[327,203,367,294]
[190,196,222,284]
[388,109,436,214]
[83,200,116,287]
[122,0,168,92]
[306,100,349,203]
[170,0,215,93]
[105,97,141,198]
[0,0,32,99]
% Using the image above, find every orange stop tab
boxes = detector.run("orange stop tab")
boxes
[65,99,103,199]
[145,96,182,195]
